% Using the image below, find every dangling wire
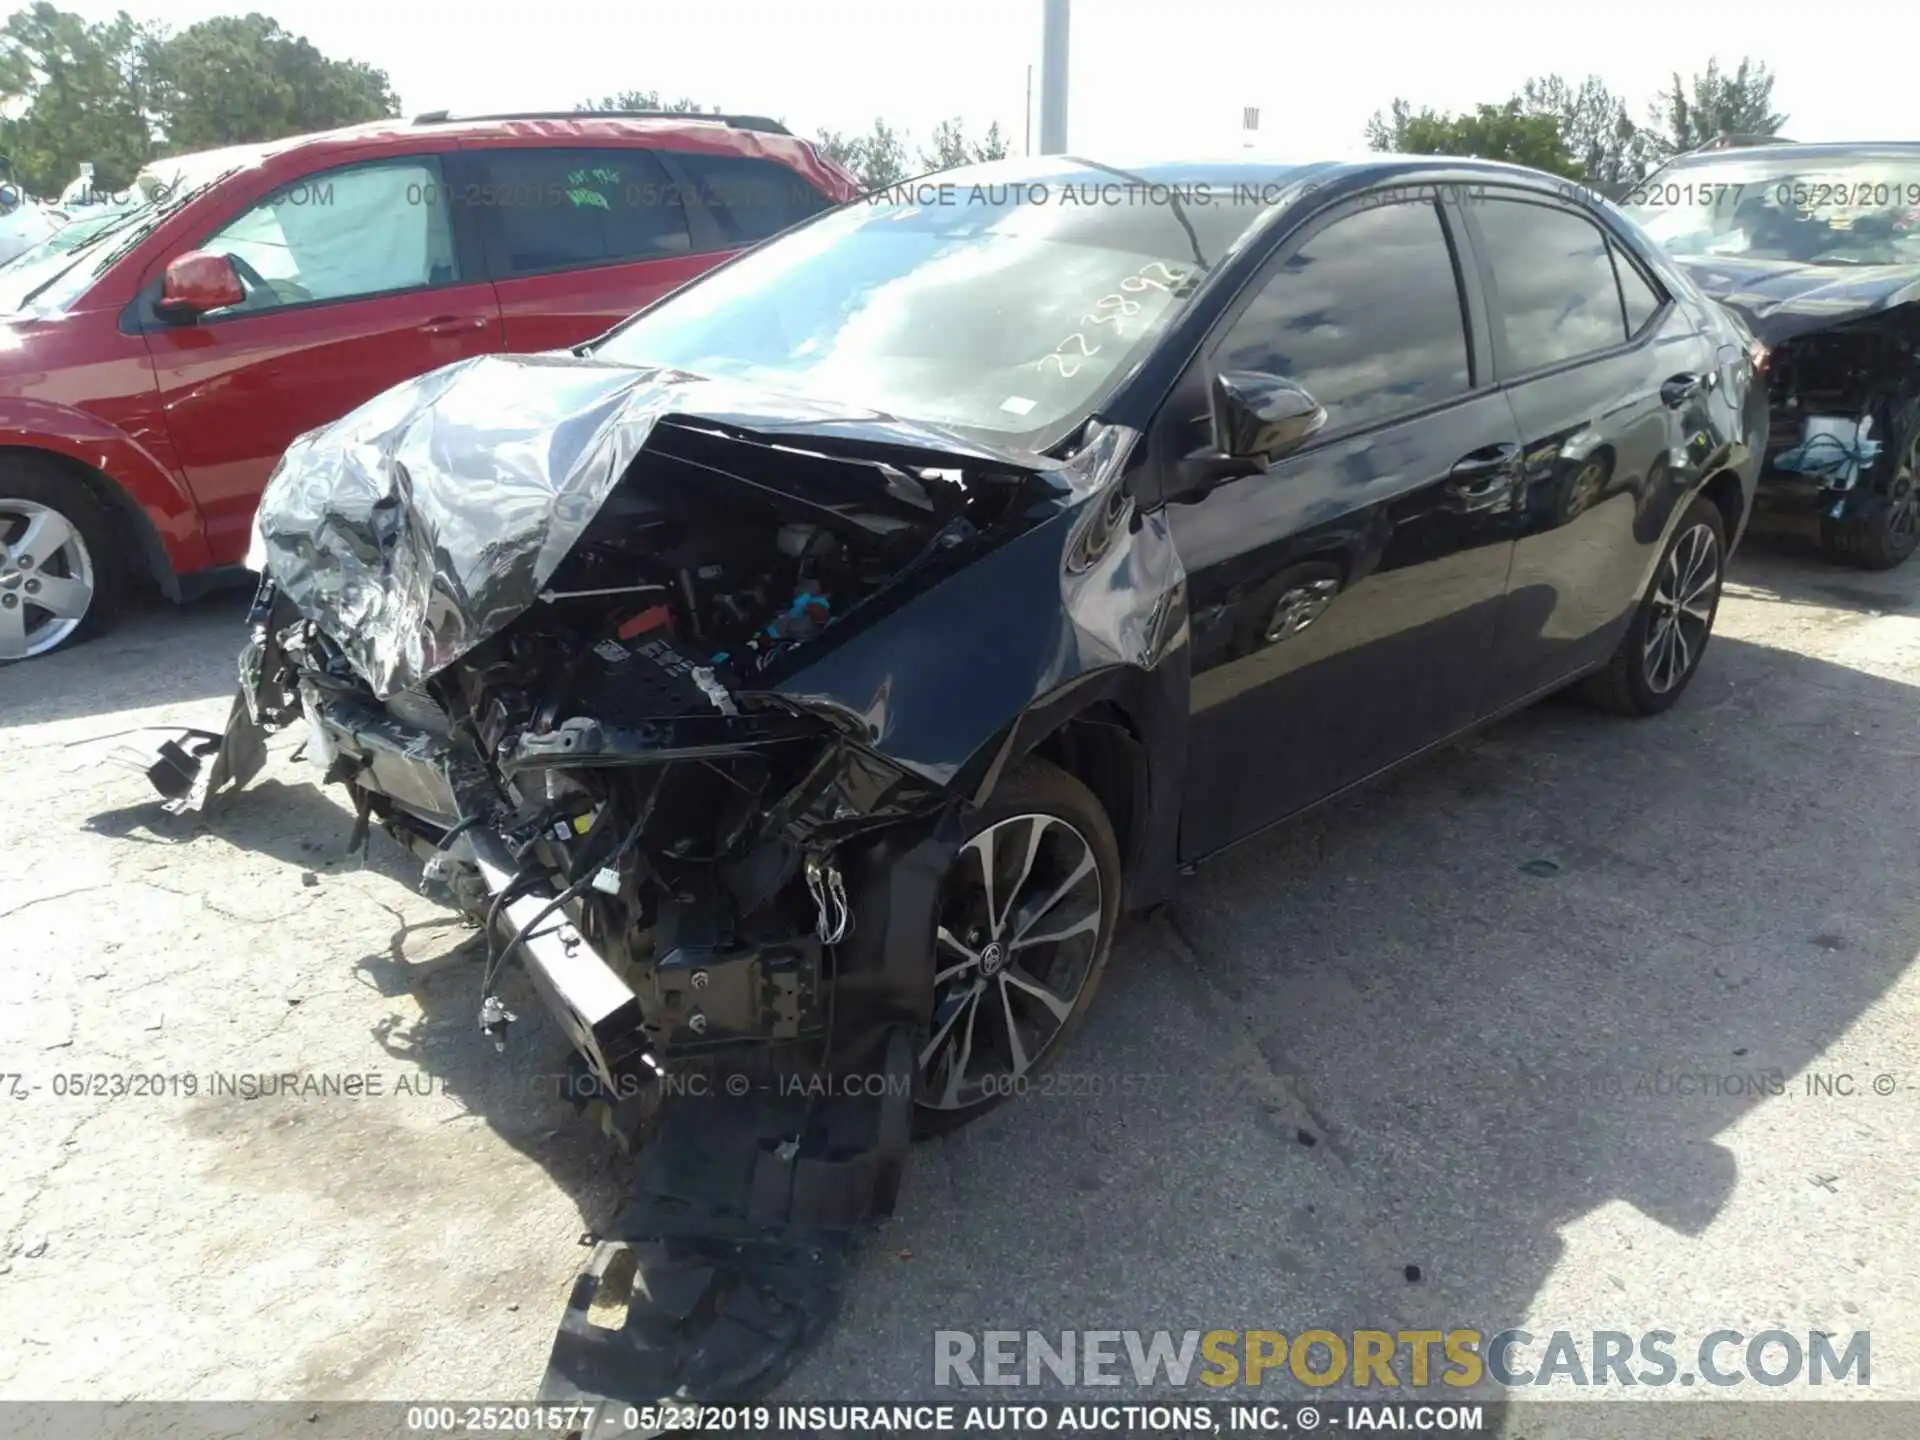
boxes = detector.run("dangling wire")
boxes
[805,851,851,946]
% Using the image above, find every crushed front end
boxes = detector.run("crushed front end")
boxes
[1752,309,1918,530]
[177,354,1094,1406]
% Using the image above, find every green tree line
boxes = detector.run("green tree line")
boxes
[1365,58,1789,196]
[0,3,399,194]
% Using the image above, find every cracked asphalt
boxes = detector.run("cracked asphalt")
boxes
[3,536,1917,1428]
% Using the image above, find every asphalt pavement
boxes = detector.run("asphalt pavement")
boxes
[2,537,1915,1425]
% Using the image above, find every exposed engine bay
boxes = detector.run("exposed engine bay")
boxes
[1760,308,1918,502]
[139,354,1176,1409]
[1678,256,1920,555]
[239,401,1047,1117]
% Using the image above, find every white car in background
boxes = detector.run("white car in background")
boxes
[0,188,64,267]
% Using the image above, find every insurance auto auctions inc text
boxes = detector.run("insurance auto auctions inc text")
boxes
[934,1328,1869,1390]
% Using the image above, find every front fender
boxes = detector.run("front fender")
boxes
[0,398,209,581]
[768,444,1190,887]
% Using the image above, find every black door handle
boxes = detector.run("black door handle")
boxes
[1661,373,1708,408]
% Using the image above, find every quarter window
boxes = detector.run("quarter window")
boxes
[200,158,455,316]
[1214,196,1472,435]
[1614,244,1663,337]
[1474,198,1631,371]
[475,147,692,277]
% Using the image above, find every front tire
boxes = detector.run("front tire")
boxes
[1576,495,1726,717]
[1819,400,1920,571]
[913,759,1122,1136]
[0,458,121,662]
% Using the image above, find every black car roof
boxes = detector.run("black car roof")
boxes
[1662,141,1920,163]
[933,153,1579,188]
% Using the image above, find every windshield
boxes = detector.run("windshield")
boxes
[593,170,1279,440]
[0,153,244,314]
[1622,154,1920,267]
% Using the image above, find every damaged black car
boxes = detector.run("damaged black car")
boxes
[155,154,1762,1404]
[1625,140,1920,568]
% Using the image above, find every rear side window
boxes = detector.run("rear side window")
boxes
[668,151,833,245]
[1474,198,1629,372]
[474,147,691,277]
[1214,196,1471,435]
[1613,244,1663,337]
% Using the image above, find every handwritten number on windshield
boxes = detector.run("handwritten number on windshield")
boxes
[1038,262,1194,379]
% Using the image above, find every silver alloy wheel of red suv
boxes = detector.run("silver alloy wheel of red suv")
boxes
[0,497,96,660]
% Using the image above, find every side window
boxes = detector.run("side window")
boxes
[1613,243,1663,337]
[476,148,691,277]
[1474,198,1629,372]
[668,151,833,245]
[201,158,455,316]
[1214,197,1471,436]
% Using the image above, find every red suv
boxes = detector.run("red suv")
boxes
[0,112,860,661]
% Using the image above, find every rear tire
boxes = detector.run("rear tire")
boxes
[912,758,1122,1137]
[1818,399,1920,571]
[0,456,122,662]
[1576,495,1725,717]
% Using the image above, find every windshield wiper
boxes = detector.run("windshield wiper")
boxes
[16,167,242,309]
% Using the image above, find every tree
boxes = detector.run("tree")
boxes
[0,2,155,193]
[814,118,909,190]
[1362,98,1416,153]
[145,13,398,154]
[1648,58,1787,156]
[917,116,1010,172]
[1367,98,1581,180]
[1518,74,1659,198]
[577,88,713,115]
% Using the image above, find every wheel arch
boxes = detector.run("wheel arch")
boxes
[966,663,1187,911]
[1699,466,1749,554]
[0,443,180,597]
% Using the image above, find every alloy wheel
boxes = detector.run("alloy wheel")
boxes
[1643,521,1720,695]
[918,812,1106,1113]
[0,499,96,660]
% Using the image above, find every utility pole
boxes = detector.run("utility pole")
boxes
[1039,0,1069,155]
[1025,65,1033,156]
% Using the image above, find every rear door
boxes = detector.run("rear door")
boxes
[659,149,837,246]
[141,154,502,562]
[457,145,726,351]
[1456,191,1718,702]
[1168,188,1524,858]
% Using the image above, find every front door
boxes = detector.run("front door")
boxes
[1168,189,1523,859]
[143,155,502,563]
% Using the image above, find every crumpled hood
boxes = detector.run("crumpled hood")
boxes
[1672,255,1920,344]
[253,351,1055,699]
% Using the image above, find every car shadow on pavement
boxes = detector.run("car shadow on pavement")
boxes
[0,589,251,729]
[786,628,1920,1409]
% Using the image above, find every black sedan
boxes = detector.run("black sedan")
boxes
[161,154,1763,1397]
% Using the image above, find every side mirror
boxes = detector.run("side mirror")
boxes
[1211,371,1327,463]
[157,251,244,320]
